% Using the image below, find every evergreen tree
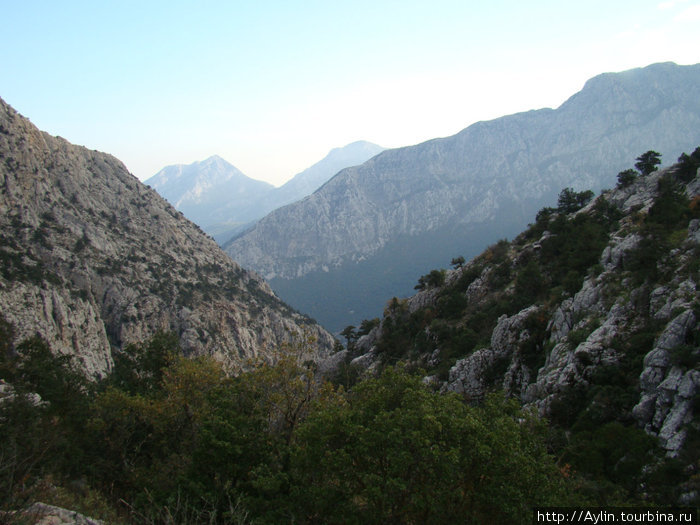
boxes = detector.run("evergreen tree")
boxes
[635,150,661,176]
[616,168,638,188]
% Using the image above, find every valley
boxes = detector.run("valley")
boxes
[226,62,700,332]
[1,62,699,522]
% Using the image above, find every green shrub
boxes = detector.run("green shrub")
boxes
[635,150,662,176]
[561,422,659,503]
[675,146,700,182]
[415,268,446,290]
[290,368,580,523]
[616,169,638,188]
[557,188,594,214]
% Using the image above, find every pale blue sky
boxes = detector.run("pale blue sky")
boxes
[2,0,699,185]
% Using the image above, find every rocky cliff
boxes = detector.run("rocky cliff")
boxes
[0,98,334,377]
[340,149,700,498]
[227,62,700,331]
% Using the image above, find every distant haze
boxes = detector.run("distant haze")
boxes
[1,2,699,185]
[146,141,384,244]
[226,62,700,331]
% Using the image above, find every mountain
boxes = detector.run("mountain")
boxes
[148,141,384,244]
[0,97,334,378]
[335,152,700,501]
[268,141,385,210]
[225,62,700,332]
[145,155,274,233]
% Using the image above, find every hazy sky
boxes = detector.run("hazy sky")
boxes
[2,1,699,185]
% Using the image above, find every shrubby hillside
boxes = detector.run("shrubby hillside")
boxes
[336,148,700,504]
[1,330,580,524]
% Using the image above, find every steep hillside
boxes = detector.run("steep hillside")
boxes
[227,62,700,331]
[0,98,334,377]
[337,150,700,501]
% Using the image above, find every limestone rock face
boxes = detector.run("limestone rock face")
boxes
[444,305,540,399]
[0,378,43,406]
[634,311,699,456]
[0,98,334,377]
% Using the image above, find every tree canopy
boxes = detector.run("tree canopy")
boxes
[557,187,594,214]
[0,331,584,523]
[635,150,662,176]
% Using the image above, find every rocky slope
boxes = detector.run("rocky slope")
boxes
[0,97,334,378]
[148,141,383,244]
[337,149,700,499]
[226,62,700,331]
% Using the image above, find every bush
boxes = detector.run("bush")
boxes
[108,331,180,395]
[357,318,380,336]
[647,175,690,229]
[289,368,580,523]
[415,269,446,290]
[561,422,659,503]
[0,394,53,511]
[675,146,700,182]
[514,260,545,306]
[0,336,94,508]
[450,255,465,269]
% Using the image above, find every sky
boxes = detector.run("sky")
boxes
[1,1,699,186]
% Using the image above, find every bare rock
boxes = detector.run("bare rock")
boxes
[0,97,334,378]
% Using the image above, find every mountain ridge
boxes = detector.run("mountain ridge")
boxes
[145,155,274,232]
[148,141,384,244]
[226,62,700,331]
[148,154,269,208]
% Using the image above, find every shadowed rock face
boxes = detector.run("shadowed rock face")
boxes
[0,97,334,377]
[226,62,700,331]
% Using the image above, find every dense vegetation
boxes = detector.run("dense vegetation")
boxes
[1,329,582,524]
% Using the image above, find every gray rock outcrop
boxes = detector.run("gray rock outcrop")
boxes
[1,502,104,525]
[0,97,334,377]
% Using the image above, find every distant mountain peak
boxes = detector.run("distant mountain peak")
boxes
[148,141,385,244]
[329,140,383,153]
[198,154,237,169]
[145,155,274,227]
